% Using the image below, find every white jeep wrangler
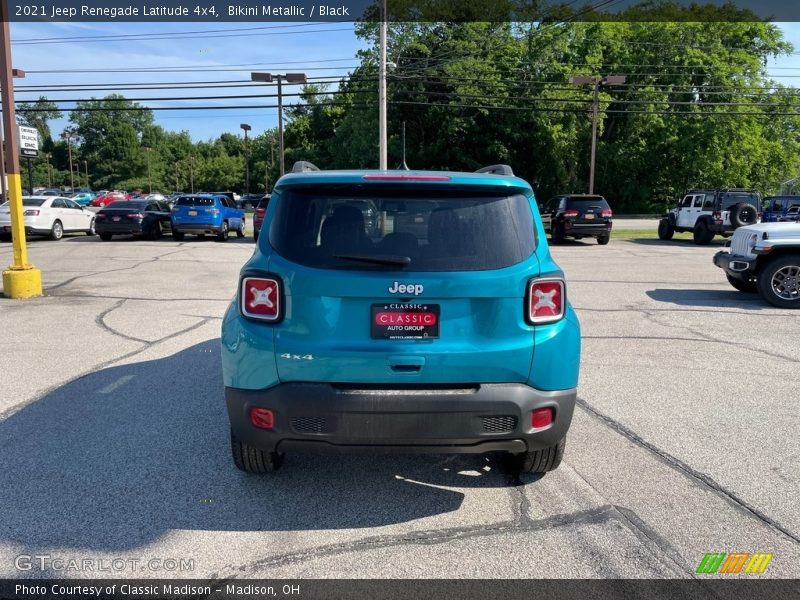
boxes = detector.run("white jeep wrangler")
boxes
[713,221,800,308]
[659,188,760,245]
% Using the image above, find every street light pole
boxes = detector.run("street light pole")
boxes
[569,74,626,194]
[378,0,387,169]
[251,72,307,177]
[240,123,251,194]
[84,160,89,189]
[0,67,25,204]
[0,7,41,298]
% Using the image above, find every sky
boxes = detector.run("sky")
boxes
[8,21,370,142]
[7,20,800,143]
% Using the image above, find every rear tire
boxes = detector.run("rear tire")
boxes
[172,231,185,241]
[49,220,64,241]
[726,273,757,293]
[551,223,564,245]
[657,219,674,240]
[597,233,610,245]
[506,438,566,475]
[693,220,714,245]
[253,230,259,243]
[99,233,113,241]
[730,202,758,228]
[0,233,12,242]
[757,254,800,309]
[217,220,229,242]
[230,430,283,473]
[86,219,96,236]
[148,221,162,240]
[236,219,246,238]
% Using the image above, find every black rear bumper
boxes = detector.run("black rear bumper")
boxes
[563,222,611,236]
[226,383,576,455]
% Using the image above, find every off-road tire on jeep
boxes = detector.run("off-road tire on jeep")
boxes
[658,219,674,240]
[757,254,800,309]
[693,220,714,245]
[730,202,758,228]
[506,438,565,475]
[726,273,757,293]
[597,233,610,245]
[230,430,283,473]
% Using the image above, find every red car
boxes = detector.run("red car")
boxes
[253,194,270,242]
[90,192,128,207]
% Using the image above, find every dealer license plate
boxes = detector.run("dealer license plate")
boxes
[371,303,440,340]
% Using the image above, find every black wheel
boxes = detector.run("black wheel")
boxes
[597,233,610,245]
[757,254,800,309]
[693,220,714,245]
[730,202,758,228]
[172,231,185,241]
[230,430,283,473]
[657,219,674,240]
[217,220,230,242]
[506,438,566,475]
[0,233,11,242]
[726,273,757,293]
[551,222,564,245]
[148,221,162,240]
[99,233,113,241]
[49,220,64,241]
[253,230,259,243]
[86,219,96,236]
[236,219,246,238]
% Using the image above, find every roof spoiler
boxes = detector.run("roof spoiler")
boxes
[475,164,514,176]
[291,161,320,173]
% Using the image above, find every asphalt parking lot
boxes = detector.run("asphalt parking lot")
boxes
[0,233,798,579]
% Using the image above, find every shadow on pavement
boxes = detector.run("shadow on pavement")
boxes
[0,340,520,553]
[625,238,727,248]
[646,288,765,309]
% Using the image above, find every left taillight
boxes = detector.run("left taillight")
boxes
[23,209,39,216]
[526,278,566,325]
[240,275,282,322]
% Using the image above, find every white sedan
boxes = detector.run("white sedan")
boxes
[0,196,96,241]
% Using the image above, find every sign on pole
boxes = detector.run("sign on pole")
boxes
[17,125,38,157]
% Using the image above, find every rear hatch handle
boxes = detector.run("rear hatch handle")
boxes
[388,355,425,373]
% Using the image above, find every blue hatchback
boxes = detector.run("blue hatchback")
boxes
[221,163,581,475]
[170,194,245,241]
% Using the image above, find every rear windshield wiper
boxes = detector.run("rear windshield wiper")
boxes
[333,254,411,266]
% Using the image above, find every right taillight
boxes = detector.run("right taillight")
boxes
[527,278,565,325]
[601,209,613,218]
[255,208,265,218]
[240,275,282,322]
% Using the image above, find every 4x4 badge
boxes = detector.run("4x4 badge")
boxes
[388,282,424,295]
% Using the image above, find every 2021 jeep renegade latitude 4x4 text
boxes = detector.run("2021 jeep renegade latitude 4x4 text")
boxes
[220,163,582,475]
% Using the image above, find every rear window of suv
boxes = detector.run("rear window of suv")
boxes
[269,187,536,272]
[176,197,215,206]
[565,196,610,210]
[720,193,759,210]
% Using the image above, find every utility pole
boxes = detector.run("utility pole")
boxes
[143,146,152,192]
[61,131,78,191]
[240,123,251,194]
[251,72,307,177]
[378,0,388,170]
[84,160,89,189]
[45,153,52,187]
[188,156,194,193]
[569,75,626,194]
[0,7,41,298]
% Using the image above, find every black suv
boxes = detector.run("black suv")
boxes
[540,194,613,245]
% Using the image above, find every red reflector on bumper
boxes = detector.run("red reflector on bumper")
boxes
[531,407,554,429]
[250,408,275,430]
